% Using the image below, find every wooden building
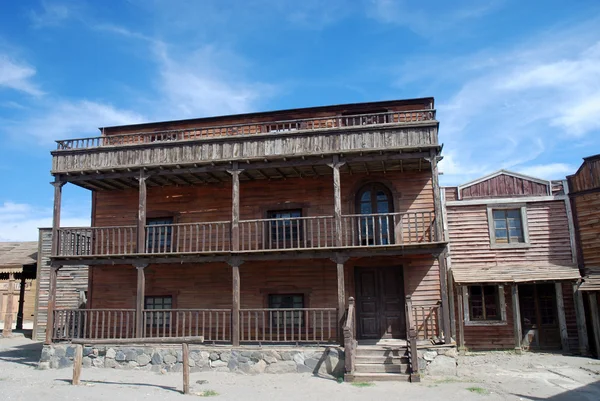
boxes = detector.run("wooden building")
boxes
[46,98,451,381]
[567,154,600,357]
[443,170,587,353]
[0,242,38,335]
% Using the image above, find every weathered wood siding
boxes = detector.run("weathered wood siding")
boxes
[443,187,458,202]
[447,201,574,267]
[460,174,549,199]
[52,126,438,174]
[572,192,600,268]
[568,156,600,193]
[33,229,89,341]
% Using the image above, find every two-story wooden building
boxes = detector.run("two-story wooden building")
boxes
[567,154,600,358]
[45,98,452,381]
[443,170,587,354]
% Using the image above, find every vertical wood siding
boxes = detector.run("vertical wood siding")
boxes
[573,193,600,268]
[460,174,549,199]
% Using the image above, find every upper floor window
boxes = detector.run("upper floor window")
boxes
[488,206,529,248]
[146,217,174,253]
[267,209,302,246]
[356,183,394,245]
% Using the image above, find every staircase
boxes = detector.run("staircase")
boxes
[344,344,411,382]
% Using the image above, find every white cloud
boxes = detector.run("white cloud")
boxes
[0,55,44,96]
[0,201,89,242]
[516,163,575,180]
[29,1,73,28]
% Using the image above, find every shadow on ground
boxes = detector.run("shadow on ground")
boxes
[55,379,179,393]
[0,341,43,367]
[513,380,600,401]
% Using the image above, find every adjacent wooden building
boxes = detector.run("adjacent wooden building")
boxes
[46,98,450,381]
[443,170,587,353]
[567,154,600,357]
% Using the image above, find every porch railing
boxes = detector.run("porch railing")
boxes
[142,309,231,342]
[343,297,357,375]
[52,309,136,341]
[239,308,338,343]
[145,221,231,253]
[57,226,136,256]
[412,303,442,341]
[55,109,436,150]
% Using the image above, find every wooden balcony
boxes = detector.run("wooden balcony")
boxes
[54,211,441,261]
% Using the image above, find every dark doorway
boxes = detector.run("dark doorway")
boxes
[519,283,561,349]
[355,266,405,339]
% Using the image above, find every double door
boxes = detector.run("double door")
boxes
[519,284,561,349]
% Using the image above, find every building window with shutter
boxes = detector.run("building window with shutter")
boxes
[146,217,174,253]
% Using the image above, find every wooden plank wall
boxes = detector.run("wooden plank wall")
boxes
[568,157,600,193]
[33,229,89,341]
[561,282,580,351]
[460,175,549,199]
[0,278,36,325]
[572,193,600,268]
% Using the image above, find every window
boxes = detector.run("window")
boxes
[146,217,174,252]
[145,296,172,327]
[355,183,394,245]
[267,209,302,246]
[488,206,529,247]
[268,294,304,327]
[463,285,506,325]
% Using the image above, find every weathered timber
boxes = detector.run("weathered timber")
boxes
[231,263,240,347]
[182,343,190,394]
[70,336,205,345]
[512,285,522,353]
[573,284,590,355]
[555,282,570,352]
[588,293,600,359]
[135,264,146,338]
[45,266,59,344]
[72,344,82,385]
[2,273,15,336]
[51,181,65,256]
[137,172,147,253]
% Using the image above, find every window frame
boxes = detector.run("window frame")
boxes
[266,209,304,247]
[144,295,174,328]
[462,285,507,326]
[146,216,175,253]
[487,205,530,249]
[267,293,306,328]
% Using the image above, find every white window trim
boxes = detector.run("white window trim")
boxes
[487,204,530,249]
[463,285,507,326]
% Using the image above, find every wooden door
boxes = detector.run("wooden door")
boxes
[519,284,561,349]
[355,266,405,339]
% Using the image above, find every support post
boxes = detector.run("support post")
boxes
[16,272,26,330]
[137,171,148,253]
[51,181,66,256]
[45,266,59,345]
[329,156,345,247]
[182,343,190,394]
[555,283,570,352]
[3,273,15,336]
[72,344,83,385]
[333,255,347,344]
[135,264,147,338]
[573,283,590,355]
[457,285,465,354]
[231,259,241,347]
[587,293,600,359]
[228,164,241,252]
[512,284,522,354]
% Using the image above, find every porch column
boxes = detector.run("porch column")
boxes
[228,163,241,252]
[587,292,600,359]
[16,272,26,330]
[230,258,243,347]
[573,283,590,355]
[456,285,465,354]
[512,284,522,354]
[555,283,570,352]
[333,255,347,344]
[45,266,59,345]
[429,150,451,344]
[3,273,15,336]
[137,171,148,253]
[329,156,345,247]
[135,263,147,338]
[51,181,66,256]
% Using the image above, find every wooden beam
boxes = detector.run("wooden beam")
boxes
[206,172,222,182]
[2,273,15,336]
[274,167,287,179]
[182,343,190,394]
[587,293,600,359]
[512,284,522,354]
[16,272,26,330]
[72,344,83,385]
[457,285,465,353]
[137,172,148,253]
[45,266,59,344]
[71,337,205,345]
[231,262,241,347]
[329,156,345,247]
[51,181,65,256]
[555,283,570,352]
[135,264,147,338]
[573,284,590,355]
[229,165,241,252]
[336,260,345,345]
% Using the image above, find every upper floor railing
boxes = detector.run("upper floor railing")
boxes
[55,109,436,151]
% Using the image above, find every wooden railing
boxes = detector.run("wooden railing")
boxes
[239,308,337,343]
[57,226,137,256]
[52,309,136,341]
[145,222,231,253]
[55,109,436,150]
[405,295,420,382]
[142,309,231,342]
[341,211,436,246]
[343,297,356,375]
[239,216,335,251]
[412,303,442,341]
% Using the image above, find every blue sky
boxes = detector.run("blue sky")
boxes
[1,0,600,241]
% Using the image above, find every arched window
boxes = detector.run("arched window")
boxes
[355,183,394,245]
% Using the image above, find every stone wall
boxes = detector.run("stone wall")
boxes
[39,344,345,378]
[417,345,458,376]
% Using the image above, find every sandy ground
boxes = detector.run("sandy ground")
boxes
[1,336,599,400]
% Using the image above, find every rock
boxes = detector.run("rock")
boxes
[163,354,177,364]
[54,347,66,358]
[240,351,254,358]
[265,361,297,373]
[427,355,457,376]
[418,357,427,371]
[293,353,305,365]
[151,352,163,365]
[280,352,293,361]
[105,358,119,368]
[125,349,138,361]
[220,352,231,362]
[92,357,104,368]
[115,351,126,362]
[251,351,263,361]
[125,361,139,370]
[89,349,99,358]
[66,346,76,358]
[137,354,151,366]
[40,347,55,361]
[38,362,50,370]
[304,358,320,370]
[443,348,458,358]
[423,351,437,362]
[170,363,183,372]
[264,355,278,364]
[50,359,59,369]
[201,351,210,360]
[209,352,220,361]
[189,351,200,362]
[210,360,227,368]
[227,358,239,371]
[196,380,209,385]
[237,356,249,363]
[176,350,183,363]
[106,348,116,359]
[239,360,267,375]
[82,358,92,368]
[297,363,313,373]
[83,347,93,357]
[316,350,344,378]
[188,359,196,367]
[58,357,72,369]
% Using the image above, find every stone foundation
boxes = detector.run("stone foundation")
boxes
[417,345,458,376]
[39,344,345,378]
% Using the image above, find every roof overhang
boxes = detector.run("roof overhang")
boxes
[452,264,581,284]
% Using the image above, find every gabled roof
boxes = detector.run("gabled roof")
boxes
[0,242,38,268]
[457,169,551,192]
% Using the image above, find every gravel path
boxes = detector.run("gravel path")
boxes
[1,336,599,400]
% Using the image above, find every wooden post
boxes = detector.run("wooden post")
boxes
[45,266,59,345]
[135,264,147,338]
[334,255,346,344]
[3,273,15,336]
[457,285,465,353]
[231,260,241,347]
[51,181,66,256]
[573,283,590,356]
[16,272,26,330]
[182,343,190,394]
[72,344,83,385]
[228,164,241,252]
[555,283,570,352]
[512,284,522,354]
[137,171,148,253]
[329,156,345,247]
[587,292,600,359]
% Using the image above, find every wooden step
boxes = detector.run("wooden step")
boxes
[355,363,409,374]
[355,347,407,357]
[355,355,408,364]
[345,372,411,382]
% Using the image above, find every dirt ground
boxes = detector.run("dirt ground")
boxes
[1,336,599,400]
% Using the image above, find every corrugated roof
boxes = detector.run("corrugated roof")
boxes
[0,242,38,268]
[452,264,581,284]
[580,267,600,291]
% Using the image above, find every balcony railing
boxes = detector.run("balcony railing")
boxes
[55,211,437,257]
[55,109,436,151]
